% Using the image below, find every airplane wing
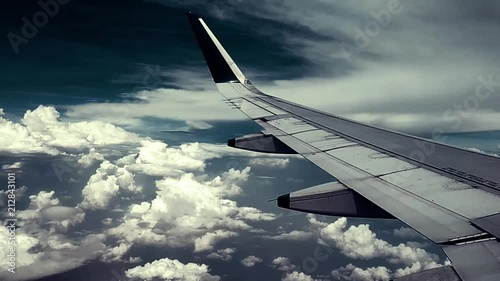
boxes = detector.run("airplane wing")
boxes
[186,12,500,281]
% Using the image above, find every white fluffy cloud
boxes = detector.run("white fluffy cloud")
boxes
[317,217,439,268]
[100,242,141,263]
[0,103,453,281]
[125,140,217,177]
[0,106,294,281]
[125,257,220,281]
[300,216,445,279]
[282,271,317,281]
[18,191,61,221]
[331,264,391,281]
[4,103,451,280]
[272,257,296,272]
[29,190,60,209]
[194,231,238,253]
[79,161,142,210]
[106,160,274,251]
[78,148,105,168]
[241,255,263,267]
[0,106,141,155]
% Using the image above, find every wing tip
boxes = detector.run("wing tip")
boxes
[186,10,240,84]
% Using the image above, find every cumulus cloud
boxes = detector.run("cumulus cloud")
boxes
[78,148,105,168]
[303,216,444,279]
[0,105,285,280]
[241,255,263,267]
[282,271,317,281]
[0,106,141,155]
[317,217,439,267]
[194,231,238,253]
[206,248,237,261]
[79,161,142,210]
[125,257,220,281]
[30,191,60,209]
[106,164,275,250]
[331,264,391,281]
[100,242,141,263]
[125,140,217,177]
[272,257,296,272]
[17,191,61,221]
[203,167,252,197]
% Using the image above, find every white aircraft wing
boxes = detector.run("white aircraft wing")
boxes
[187,12,500,281]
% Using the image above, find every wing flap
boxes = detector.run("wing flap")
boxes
[472,213,500,240]
[303,151,482,243]
[443,241,500,281]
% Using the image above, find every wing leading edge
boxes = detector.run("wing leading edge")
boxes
[186,13,500,281]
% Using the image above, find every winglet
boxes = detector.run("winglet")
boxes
[186,12,247,84]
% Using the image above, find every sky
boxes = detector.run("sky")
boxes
[0,0,500,281]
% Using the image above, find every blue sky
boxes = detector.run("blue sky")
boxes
[1,0,500,281]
